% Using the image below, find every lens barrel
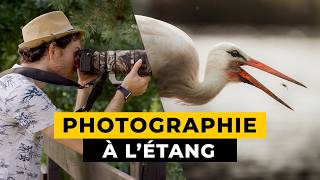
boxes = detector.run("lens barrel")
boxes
[75,49,152,76]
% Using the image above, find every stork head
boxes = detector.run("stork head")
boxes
[208,42,306,110]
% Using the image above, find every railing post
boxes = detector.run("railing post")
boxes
[130,162,141,179]
[48,159,61,180]
[130,162,166,180]
[45,136,167,180]
[44,136,135,180]
[141,162,166,180]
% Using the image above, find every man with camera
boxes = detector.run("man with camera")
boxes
[0,11,150,180]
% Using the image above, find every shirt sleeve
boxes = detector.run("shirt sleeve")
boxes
[8,82,59,133]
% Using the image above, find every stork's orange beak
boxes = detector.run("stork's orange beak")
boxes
[238,59,306,110]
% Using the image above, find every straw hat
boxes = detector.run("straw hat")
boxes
[19,11,85,49]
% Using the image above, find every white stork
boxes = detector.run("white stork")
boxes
[135,15,306,110]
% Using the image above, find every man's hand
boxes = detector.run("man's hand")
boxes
[77,70,98,86]
[121,59,150,96]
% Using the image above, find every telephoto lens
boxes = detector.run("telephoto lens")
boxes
[74,49,152,76]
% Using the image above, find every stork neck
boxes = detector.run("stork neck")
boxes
[182,66,226,105]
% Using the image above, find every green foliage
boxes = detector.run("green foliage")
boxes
[50,0,143,50]
[108,162,129,173]
[167,162,186,180]
[45,0,162,112]
[0,0,53,70]
[0,0,162,112]
[0,0,185,179]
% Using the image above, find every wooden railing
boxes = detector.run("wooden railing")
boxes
[43,136,165,180]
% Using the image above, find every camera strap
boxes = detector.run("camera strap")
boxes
[0,67,106,112]
[76,70,108,112]
[0,67,86,89]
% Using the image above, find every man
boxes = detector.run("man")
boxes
[0,11,149,179]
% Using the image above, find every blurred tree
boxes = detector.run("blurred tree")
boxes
[0,0,53,70]
[47,0,163,113]
[0,0,166,179]
[0,0,162,112]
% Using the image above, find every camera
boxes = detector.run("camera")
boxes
[75,49,152,84]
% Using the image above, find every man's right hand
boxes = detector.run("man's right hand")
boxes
[121,59,150,96]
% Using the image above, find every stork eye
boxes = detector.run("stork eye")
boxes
[228,50,241,57]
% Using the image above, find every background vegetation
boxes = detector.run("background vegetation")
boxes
[0,0,184,179]
[0,0,162,112]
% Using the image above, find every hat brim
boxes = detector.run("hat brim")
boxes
[18,29,85,49]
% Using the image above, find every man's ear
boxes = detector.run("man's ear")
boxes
[48,42,57,61]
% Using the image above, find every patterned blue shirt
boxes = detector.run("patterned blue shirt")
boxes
[0,65,58,180]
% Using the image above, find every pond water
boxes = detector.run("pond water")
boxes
[160,29,320,179]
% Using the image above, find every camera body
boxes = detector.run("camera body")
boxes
[75,49,152,84]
